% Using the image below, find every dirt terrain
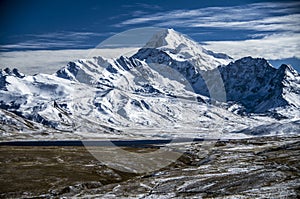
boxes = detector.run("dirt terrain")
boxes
[0,135,299,198]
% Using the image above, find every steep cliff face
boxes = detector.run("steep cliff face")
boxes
[212,57,299,113]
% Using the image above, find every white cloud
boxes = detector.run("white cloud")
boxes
[116,1,300,33]
[203,33,300,60]
[0,48,139,75]
[185,14,300,32]
[0,41,91,50]
[26,32,105,39]
[0,32,110,51]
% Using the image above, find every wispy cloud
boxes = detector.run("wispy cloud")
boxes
[184,14,300,32]
[115,1,300,33]
[0,41,91,51]
[0,32,111,51]
[203,33,300,60]
[26,32,105,39]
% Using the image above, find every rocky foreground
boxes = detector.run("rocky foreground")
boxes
[0,135,299,198]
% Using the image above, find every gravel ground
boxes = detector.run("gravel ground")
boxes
[0,135,299,198]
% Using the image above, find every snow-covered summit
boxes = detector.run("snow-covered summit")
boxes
[1,68,25,91]
[279,63,300,108]
[145,29,196,50]
[138,28,232,70]
[1,68,25,78]
[215,57,300,114]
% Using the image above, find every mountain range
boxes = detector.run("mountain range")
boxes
[0,29,299,140]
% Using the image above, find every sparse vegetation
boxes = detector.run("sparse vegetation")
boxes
[0,135,299,198]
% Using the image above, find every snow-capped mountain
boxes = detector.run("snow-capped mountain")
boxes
[135,29,232,70]
[216,57,300,114]
[0,29,299,140]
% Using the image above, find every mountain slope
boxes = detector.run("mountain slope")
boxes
[0,28,299,140]
[216,57,300,114]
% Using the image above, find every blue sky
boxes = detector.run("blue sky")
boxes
[0,0,300,72]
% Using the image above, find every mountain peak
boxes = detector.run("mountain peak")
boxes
[144,28,198,51]
[279,64,299,76]
[1,68,25,78]
[138,28,232,70]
